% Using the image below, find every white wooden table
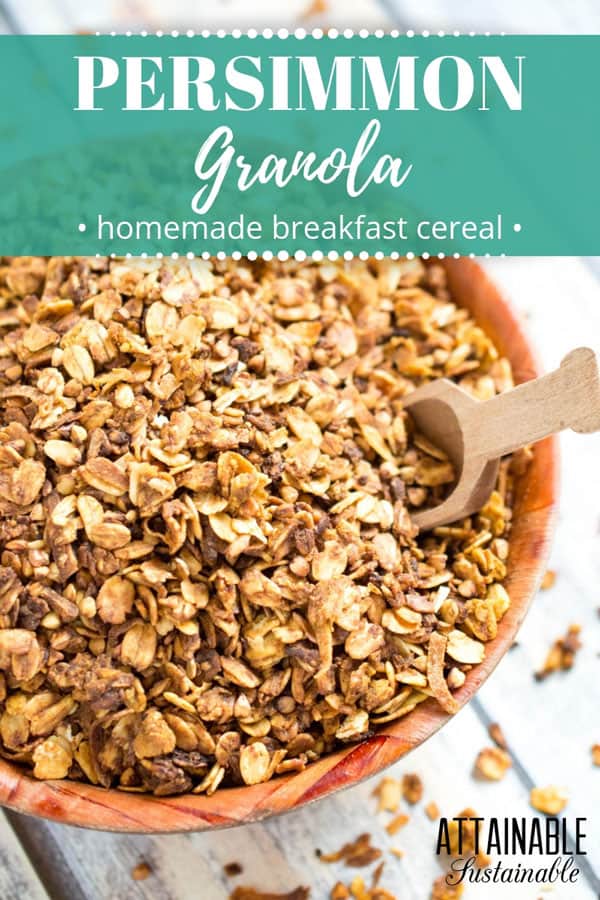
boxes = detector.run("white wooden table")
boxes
[1,3,600,899]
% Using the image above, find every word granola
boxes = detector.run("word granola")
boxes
[0,255,516,795]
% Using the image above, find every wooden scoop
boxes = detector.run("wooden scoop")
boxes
[404,347,600,531]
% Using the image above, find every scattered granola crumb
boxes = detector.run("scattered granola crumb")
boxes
[402,773,424,805]
[431,875,464,900]
[224,862,244,877]
[445,808,489,868]
[371,862,384,887]
[390,847,404,859]
[331,885,351,900]
[540,570,556,590]
[319,834,383,868]
[474,747,512,781]
[230,889,309,900]
[330,866,396,900]
[535,625,582,680]
[425,801,440,820]
[131,862,152,881]
[301,0,329,17]
[592,744,600,766]
[375,777,401,813]
[386,813,410,835]
[488,722,508,751]
[530,786,569,815]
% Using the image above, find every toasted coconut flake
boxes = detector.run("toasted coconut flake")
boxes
[427,633,460,715]
[319,833,382,869]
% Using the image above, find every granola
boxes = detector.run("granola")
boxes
[374,776,402,813]
[319,833,382,868]
[231,890,309,900]
[540,569,556,591]
[530,786,569,815]
[473,746,512,781]
[425,801,440,820]
[535,624,582,681]
[385,812,410,836]
[444,808,490,869]
[431,876,464,900]
[0,255,517,794]
[487,721,508,751]
[401,773,424,805]
[131,862,152,881]
[331,878,395,900]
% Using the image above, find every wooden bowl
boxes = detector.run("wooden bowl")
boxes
[0,259,558,832]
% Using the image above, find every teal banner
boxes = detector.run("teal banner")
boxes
[0,34,596,255]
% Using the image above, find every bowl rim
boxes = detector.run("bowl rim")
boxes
[0,258,559,832]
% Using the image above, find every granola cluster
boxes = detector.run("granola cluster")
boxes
[0,255,516,795]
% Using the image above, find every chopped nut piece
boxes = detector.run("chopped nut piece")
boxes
[224,862,244,877]
[474,747,512,781]
[488,722,508,751]
[230,890,309,900]
[431,875,464,900]
[375,776,401,813]
[331,885,350,900]
[535,624,582,680]
[386,813,410,835]
[337,874,396,900]
[425,802,440,820]
[302,0,329,18]
[530,786,569,815]
[97,576,135,624]
[401,773,424,805]
[540,570,556,590]
[133,710,176,760]
[32,735,72,780]
[345,622,385,660]
[443,808,489,868]
[131,862,152,881]
[592,744,600,767]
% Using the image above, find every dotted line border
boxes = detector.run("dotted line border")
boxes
[95,29,507,38]
[95,251,507,261]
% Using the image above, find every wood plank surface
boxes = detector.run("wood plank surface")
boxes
[0,814,49,900]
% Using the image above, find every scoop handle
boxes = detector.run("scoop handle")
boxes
[467,347,600,460]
